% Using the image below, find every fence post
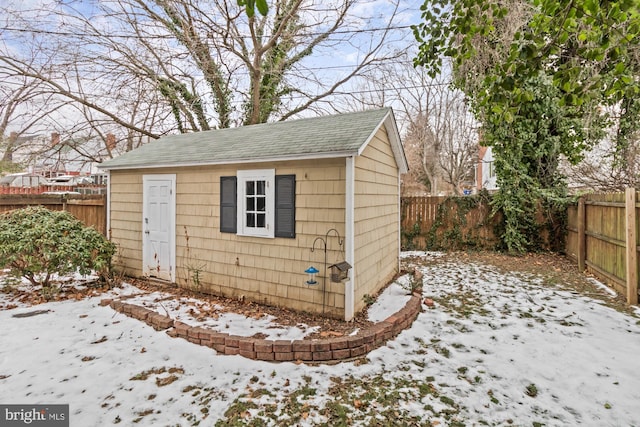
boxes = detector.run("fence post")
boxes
[625,188,638,304]
[577,197,586,272]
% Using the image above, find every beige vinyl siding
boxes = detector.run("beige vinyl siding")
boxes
[110,159,347,317]
[353,125,400,313]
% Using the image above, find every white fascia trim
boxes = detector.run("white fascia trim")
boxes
[384,110,409,174]
[98,150,359,171]
[344,156,356,322]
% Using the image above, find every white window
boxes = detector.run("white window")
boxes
[237,169,275,238]
[488,161,496,178]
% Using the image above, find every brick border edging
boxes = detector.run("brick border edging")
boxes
[100,292,423,363]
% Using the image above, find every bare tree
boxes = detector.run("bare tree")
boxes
[349,55,478,195]
[0,69,70,171]
[433,89,479,194]
[403,112,442,194]
[58,75,169,162]
[563,121,640,191]
[0,0,410,143]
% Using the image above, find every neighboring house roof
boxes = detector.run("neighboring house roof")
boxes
[10,133,108,174]
[100,108,408,173]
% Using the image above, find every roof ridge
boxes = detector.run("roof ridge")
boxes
[193,107,391,134]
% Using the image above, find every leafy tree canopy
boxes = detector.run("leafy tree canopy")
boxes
[413,0,640,253]
[414,0,640,111]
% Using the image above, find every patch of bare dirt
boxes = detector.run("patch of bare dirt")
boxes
[0,278,114,309]
[127,278,374,340]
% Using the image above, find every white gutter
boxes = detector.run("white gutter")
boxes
[344,156,355,321]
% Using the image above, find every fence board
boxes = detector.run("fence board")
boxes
[0,194,106,235]
[566,190,639,304]
[626,189,638,304]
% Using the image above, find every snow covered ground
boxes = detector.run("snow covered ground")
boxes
[1,252,639,426]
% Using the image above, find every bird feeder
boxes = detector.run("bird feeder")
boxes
[328,261,351,282]
[304,266,319,286]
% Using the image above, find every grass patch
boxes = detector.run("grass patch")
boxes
[213,373,459,426]
[130,366,184,381]
[525,383,538,398]
[216,398,260,426]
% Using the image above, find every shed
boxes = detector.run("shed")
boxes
[100,108,408,320]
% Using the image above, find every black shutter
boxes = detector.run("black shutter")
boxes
[220,176,237,233]
[275,174,296,238]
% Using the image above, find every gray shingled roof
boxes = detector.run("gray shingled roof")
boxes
[101,108,398,170]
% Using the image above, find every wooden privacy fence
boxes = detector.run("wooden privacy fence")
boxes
[402,196,445,230]
[0,194,107,236]
[566,189,639,304]
[401,196,501,250]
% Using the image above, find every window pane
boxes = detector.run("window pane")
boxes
[246,181,255,195]
[256,213,265,228]
[247,197,255,211]
[256,180,265,195]
[247,213,255,227]
[257,197,265,212]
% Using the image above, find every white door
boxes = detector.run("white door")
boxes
[142,174,176,282]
